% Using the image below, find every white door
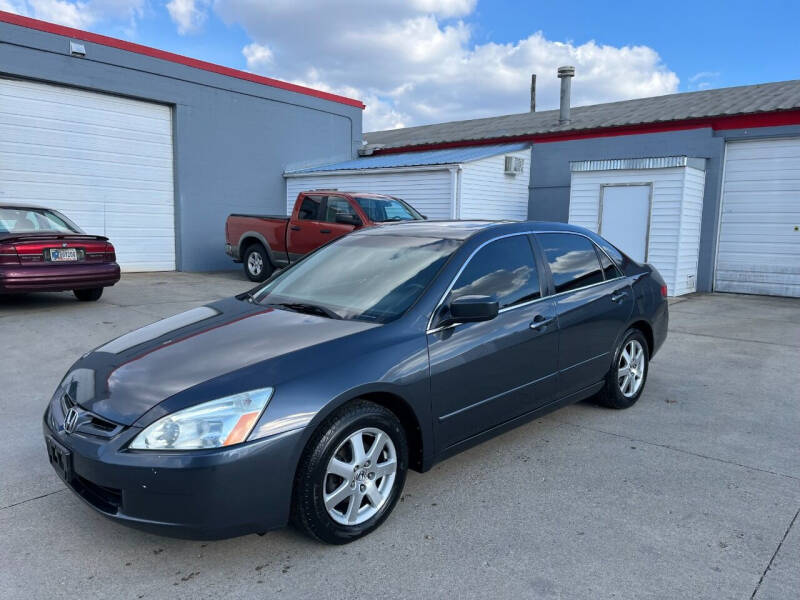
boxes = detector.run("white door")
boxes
[600,184,651,262]
[0,78,175,271]
[716,138,800,297]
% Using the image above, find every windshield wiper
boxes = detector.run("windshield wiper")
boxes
[266,302,342,320]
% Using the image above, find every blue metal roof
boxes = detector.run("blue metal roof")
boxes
[285,142,530,175]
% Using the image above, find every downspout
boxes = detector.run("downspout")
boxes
[449,165,462,219]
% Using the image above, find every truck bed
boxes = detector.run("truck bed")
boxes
[228,214,288,221]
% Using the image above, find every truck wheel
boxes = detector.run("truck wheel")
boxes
[243,243,272,282]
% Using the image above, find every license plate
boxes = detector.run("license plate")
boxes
[45,435,73,483]
[49,248,79,262]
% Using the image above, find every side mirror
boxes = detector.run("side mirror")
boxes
[448,295,499,324]
[335,213,362,227]
[421,214,428,220]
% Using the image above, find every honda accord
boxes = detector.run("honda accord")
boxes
[43,220,668,543]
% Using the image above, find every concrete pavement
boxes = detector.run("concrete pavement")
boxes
[1,274,798,599]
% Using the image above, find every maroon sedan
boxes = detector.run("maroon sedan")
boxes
[0,205,120,301]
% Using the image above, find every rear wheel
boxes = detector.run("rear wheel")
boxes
[73,287,103,302]
[596,328,649,409]
[243,243,272,282]
[292,400,408,544]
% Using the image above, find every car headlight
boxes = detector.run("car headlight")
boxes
[129,387,274,450]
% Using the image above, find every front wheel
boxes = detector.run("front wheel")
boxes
[292,400,408,544]
[596,328,649,409]
[73,287,103,302]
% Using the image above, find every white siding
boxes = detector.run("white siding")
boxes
[568,167,704,296]
[458,149,530,220]
[674,167,705,295]
[0,78,175,271]
[285,169,453,219]
[715,138,800,297]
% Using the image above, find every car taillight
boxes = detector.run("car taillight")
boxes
[660,285,668,298]
[104,242,116,262]
[0,245,20,265]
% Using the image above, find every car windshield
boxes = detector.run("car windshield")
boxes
[253,235,460,323]
[354,196,423,222]
[0,207,80,235]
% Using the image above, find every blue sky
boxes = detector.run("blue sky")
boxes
[2,1,797,130]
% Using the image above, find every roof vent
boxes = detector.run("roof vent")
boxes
[69,40,86,57]
[557,66,575,124]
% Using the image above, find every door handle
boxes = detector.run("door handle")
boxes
[290,225,301,231]
[320,229,332,234]
[611,290,629,303]
[530,315,554,330]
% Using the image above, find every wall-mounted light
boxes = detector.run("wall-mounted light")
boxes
[69,41,86,57]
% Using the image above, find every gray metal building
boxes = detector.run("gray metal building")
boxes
[0,11,363,272]
[366,74,800,297]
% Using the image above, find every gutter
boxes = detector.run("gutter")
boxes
[284,164,461,178]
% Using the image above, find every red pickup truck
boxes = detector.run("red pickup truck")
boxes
[225,190,425,281]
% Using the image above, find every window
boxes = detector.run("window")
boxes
[297,196,322,221]
[0,207,79,234]
[323,197,357,223]
[449,235,541,309]
[254,235,460,323]
[538,233,605,293]
[597,247,622,280]
[354,196,422,222]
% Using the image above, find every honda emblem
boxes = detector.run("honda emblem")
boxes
[63,407,79,434]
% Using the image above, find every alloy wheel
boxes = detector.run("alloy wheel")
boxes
[618,339,645,398]
[247,252,263,277]
[323,427,397,526]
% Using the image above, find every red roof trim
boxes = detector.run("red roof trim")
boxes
[372,109,800,155]
[0,10,365,109]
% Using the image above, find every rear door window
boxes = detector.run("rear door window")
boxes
[538,233,605,293]
[297,196,323,221]
[323,197,358,223]
[597,247,622,279]
[450,235,541,309]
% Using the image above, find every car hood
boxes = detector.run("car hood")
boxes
[63,297,377,426]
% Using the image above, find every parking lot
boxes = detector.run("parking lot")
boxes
[1,273,798,599]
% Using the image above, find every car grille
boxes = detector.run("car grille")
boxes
[60,391,122,438]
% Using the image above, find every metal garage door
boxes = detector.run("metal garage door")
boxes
[0,78,175,271]
[715,138,800,297]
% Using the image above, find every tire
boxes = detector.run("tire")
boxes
[243,243,272,282]
[596,328,650,409]
[73,287,103,302]
[292,400,409,544]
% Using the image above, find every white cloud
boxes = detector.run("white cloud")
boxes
[166,0,209,35]
[242,42,273,69]
[2,0,145,30]
[214,0,679,131]
[688,71,720,91]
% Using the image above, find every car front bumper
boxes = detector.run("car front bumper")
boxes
[43,396,303,540]
[0,263,120,293]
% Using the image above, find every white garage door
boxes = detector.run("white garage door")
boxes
[0,78,175,271]
[716,138,800,297]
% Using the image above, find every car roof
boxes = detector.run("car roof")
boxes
[352,220,590,241]
[0,203,49,210]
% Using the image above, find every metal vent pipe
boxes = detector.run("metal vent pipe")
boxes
[557,66,575,124]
